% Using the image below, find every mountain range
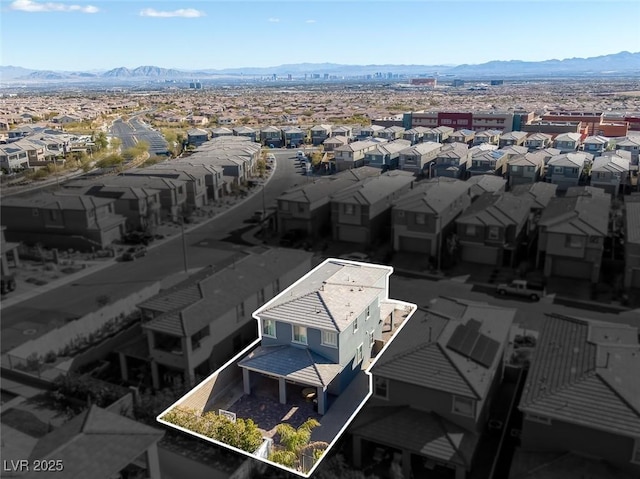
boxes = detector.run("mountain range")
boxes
[2,51,639,82]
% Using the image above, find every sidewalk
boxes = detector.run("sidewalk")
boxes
[1,162,278,311]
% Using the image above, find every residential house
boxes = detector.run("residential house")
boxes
[352,297,515,479]
[553,132,582,152]
[331,170,415,244]
[524,132,553,150]
[0,143,30,172]
[240,258,415,415]
[423,126,455,144]
[615,135,640,164]
[363,139,411,170]
[1,192,126,251]
[473,129,502,146]
[24,404,164,479]
[334,140,380,171]
[401,128,423,145]
[282,126,306,148]
[467,149,508,177]
[377,126,406,141]
[433,142,471,179]
[277,167,381,238]
[392,179,471,257]
[518,314,640,476]
[582,135,610,155]
[232,126,258,142]
[537,187,610,282]
[466,175,507,200]
[511,182,558,216]
[310,124,332,145]
[211,127,234,138]
[260,126,283,147]
[0,226,20,277]
[449,129,476,145]
[498,131,528,148]
[545,152,592,191]
[332,125,353,139]
[356,124,385,141]
[506,152,545,187]
[323,135,350,152]
[172,161,225,201]
[398,142,443,175]
[188,115,209,126]
[590,152,631,195]
[624,198,640,289]
[187,128,210,147]
[127,248,313,389]
[455,192,531,266]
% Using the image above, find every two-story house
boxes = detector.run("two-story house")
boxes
[125,248,313,390]
[524,132,552,150]
[518,314,640,477]
[624,197,640,290]
[582,135,610,155]
[590,151,631,195]
[433,142,471,179]
[553,132,582,152]
[392,179,471,259]
[232,126,258,142]
[239,258,415,415]
[402,128,424,145]
[398,141,443,175]
[334,140,380,171]
[351,297,515,479]
[466,175,507,200]
[211,127,234,138]
[377,126,406,141]
[423,126,455,144]
[363,139,411,170]
[455,192,531,266]
[282,126,306,148]
[260,126,283,147]
[276,167,381,238]
[310,124,332,145]
[332,125,353,139]
[1,192,126,251]
[187,128,210,147]
[537,187,610,282]
[506,152,545,187]
[473,129,502,146]
[615,136,640,164]
[498,131,528,148]
[356,124,385,141]
[0,143,30,172]
[331,171,415,244]
[449,129,476,145]
[545,152,592,191]
[323,135,350,152]
[467,149,508,177]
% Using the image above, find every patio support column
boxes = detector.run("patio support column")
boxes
[146,442,161,479]
[150,361,160,390]
[243,368,251,395]
[352,436,362,468]
[118,352,128,382]
[316,386,327,415]
[402,449,411,479]
[278,377,287,405]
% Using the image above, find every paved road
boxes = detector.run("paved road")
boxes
[110,117,169,156]
[110,118,138,150]
[0,149,307,352]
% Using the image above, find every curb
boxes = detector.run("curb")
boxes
[0,160,279,310]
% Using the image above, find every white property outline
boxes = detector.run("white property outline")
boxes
[156,258,417,478]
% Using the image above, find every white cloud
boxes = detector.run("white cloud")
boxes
[267,17,280,23]
[10,0,99,13]
[140,8,205,18]
[305,19,316,23]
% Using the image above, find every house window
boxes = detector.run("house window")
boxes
[452,396,475,417]
[565,235,584,248]
[465,224,476,236]
[297,203,305,214]
[258,288,265,305]
[49,210,58,221]
[553,166,563,173]
[369,329,375,346]
[415,213,426,225]
[292,325,307,344]
[191,325,210,350]
[273,279,281,294]
[511,165,519,173]
[525,413,551,425]
[355,343,363,364]
[344,204,355,215]
[321,330,337,347]
[488,226,499,240]
[366,306,371,320]
[373,376,389,400]
[280,201,289,212]
[527,166,535,173]
[236,302,245,321]
[631,439,640,465]
[353,316,359,333]
[589,236,600,244]
[263,318,276,338]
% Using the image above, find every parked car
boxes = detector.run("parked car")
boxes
[122,246,147,261]
[496,280,546,301]
[1,274,17,295]
[123,231,153,245]
[279,229,306,247]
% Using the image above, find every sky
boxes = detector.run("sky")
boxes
[1,0,639,71]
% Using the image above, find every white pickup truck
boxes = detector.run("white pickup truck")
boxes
[496,280,546,301]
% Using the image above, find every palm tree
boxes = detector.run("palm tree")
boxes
[269,419,329,471]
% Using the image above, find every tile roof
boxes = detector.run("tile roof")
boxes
[1,191,114,210]
[625,202,640,245]
[257,260,391,333]
[591,154,630,173]
[400,141,442,157]
[511,182,557,209]
[350,406,478,467]
[330,172,414,206]
[538,193,610,236]
[238,345,342,387]
[466,175,507,196]
[26,405,163,479]
[519,314,640,437]
[392,179,470,214]
[457,192,530,227]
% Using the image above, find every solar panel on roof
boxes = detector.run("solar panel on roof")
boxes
[447,324,467,352]
[470,335,500,368]
[460,329,480,354]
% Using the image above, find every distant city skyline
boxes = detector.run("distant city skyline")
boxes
[2,0,639,71]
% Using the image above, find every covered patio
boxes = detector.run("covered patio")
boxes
[238,345,342,415]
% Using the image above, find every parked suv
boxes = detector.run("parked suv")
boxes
[122,246,148,261]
